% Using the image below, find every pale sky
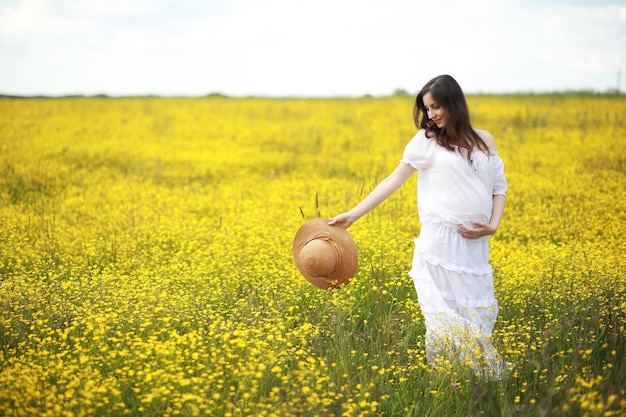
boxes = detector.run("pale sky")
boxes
[1,0,625,97]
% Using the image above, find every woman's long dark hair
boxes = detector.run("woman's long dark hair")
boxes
[413,75,488,160]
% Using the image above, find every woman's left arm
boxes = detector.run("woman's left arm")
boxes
[487,194,506,232]
[457,194,506,239]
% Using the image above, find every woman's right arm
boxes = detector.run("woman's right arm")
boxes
[328,162,416,228]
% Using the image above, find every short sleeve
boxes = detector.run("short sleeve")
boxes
[401,130,437,170]
[492,153,508,196]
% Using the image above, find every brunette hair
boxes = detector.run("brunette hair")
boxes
[413,75,488,159]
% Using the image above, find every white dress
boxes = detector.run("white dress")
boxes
[401,129,509,378]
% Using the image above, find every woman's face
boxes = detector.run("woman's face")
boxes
[423,92,447,128]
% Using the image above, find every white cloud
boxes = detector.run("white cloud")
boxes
[0,0,92,38]
[63,0,154,17]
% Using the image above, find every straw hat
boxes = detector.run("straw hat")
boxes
[293,218,358,289]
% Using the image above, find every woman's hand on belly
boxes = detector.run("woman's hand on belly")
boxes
[457,221,497,239]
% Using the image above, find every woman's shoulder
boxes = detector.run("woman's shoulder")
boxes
[408,129,439,149]
[402,129,440,168]
[473,128,497,150]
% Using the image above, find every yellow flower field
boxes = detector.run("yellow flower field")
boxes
[0,94,625,416]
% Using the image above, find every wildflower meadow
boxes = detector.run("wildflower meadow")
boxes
[0,94,624,416]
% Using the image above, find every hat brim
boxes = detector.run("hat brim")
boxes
[293,218,358,289]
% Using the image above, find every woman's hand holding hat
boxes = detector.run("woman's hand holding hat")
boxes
[327,212,355,229]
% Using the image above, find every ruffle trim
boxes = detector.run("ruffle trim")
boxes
[418,297,498,311]
[415,247,492,275]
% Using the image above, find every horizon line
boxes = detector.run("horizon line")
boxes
[1,88,624,100]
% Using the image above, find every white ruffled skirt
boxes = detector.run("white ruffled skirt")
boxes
[409,222,510,379]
